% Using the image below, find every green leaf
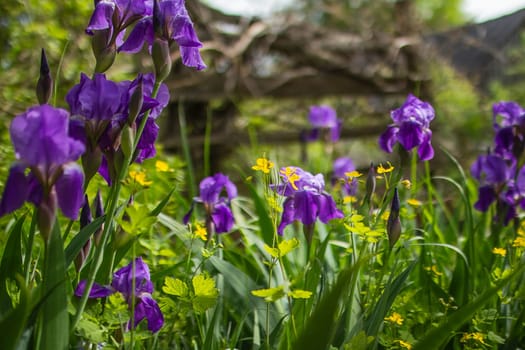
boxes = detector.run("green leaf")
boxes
[0,276,31,350]
[162,277,188,297]
[252,286,286,302]
[192,274,218,313]
[365,260,417,338]
[414,263,525,350]
[64,215,105,268]
[248,184,274,245]
[149,188,175,217]
[39,222,69,350]
[343,331,374,350]
[0,216,25,314]
[292,259,367,350]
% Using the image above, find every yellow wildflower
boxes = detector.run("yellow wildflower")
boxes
[492,247,507,257]
[345,170,362,179]
[252,157,274,174]
[129,170,152,186]
[343,196,357,204]
[377,162,394,174]
[381,210,390,221]
[407,198,422,207]
[513,236,525,248]
[194,223,207,241]
[384,312,404,325]
[396,340,412,350]
[460,332,487,345]
[155,160,170,172]
[424,265,443,277]
[401,179,411,189]
[280,167,300,190]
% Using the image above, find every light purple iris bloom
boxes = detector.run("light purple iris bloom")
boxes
[75,257,164,333]
[379,93,435,161]
[470,152,525,224]
[332,157,358,196]
[118,0,206,70]
[183,173,237,233]
[303,105,342,142]
[0,105,85,221]
[273,167,344,235]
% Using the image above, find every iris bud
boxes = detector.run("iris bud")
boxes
[36,48,53,105]
[152,39,171,82]
[387,187,402,248]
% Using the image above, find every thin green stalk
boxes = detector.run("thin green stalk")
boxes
[130,243,136,350]
[178,100,197,199]
[53,40,69,107]
[410,150,418,197]
[424,161,435,217]
[203,105,213,177]
[24,210,38,284]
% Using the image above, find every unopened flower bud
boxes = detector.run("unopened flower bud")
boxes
[93,190,104,245]
[120,124,135,160]
[152,38,171,82]
[128,77,144,126]
[38,190,58,241]
[92,30,116,73]
[387,187,401,248]
[36,48,53,105]
[79,195,92,228]
[81,147,103,186]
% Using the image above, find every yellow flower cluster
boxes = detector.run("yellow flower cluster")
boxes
[129,170,152,186]
[384,312,404,325]
[252,157,274,174]
[194,223,207,241]
[460,332,487,345]
[492,247,506,257]
[377,162,394,174]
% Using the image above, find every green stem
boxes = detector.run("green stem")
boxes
[24,210,38,284]
[178,100,197,199]
[410,150,418,197]
[203,106,213,178]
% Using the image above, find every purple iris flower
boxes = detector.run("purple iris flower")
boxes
[75,257,164,333]
[67,73,169,183]
[118,0,206,70]
[332,157,358,196]
[492,101,525,159]
[303,105,342,142]
[183,173,237,234]
[379,93,435,161]
[0,105,85,226]
[86,0,153,44]
[273,167,344,235]
[470,152,525,223]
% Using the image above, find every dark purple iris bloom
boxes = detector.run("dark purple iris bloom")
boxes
[492,101,525,159]
[273,167,344,235]
[0,105,85,222]
[183,173,237,233]
[332,157,358,196]
[379,93,435,161]
[303,105,342,142]
[67,73,169,182]
[75,257,164,333]
[470,152,525,223]
[118,0,206,70]
[86,0,153,45]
